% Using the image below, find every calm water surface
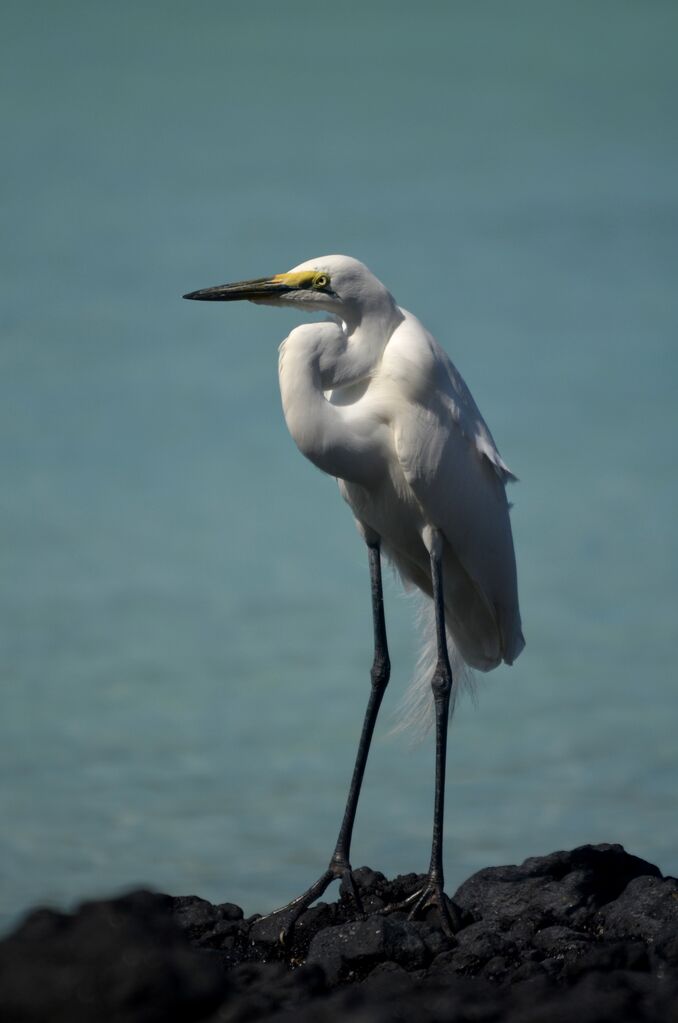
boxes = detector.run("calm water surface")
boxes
[1,1,677,931]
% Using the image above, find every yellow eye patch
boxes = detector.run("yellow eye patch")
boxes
[272,271,318,288]
[272,270,331,290]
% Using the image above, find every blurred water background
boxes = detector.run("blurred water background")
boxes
[1,0,677,933]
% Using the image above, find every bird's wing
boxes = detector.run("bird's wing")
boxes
[391,324,523,664]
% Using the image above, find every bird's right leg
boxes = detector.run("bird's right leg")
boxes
[384,527,461,936]
[257,540,390,937]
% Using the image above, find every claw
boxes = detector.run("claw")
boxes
[384,878,460,937]
[252,862,366,945]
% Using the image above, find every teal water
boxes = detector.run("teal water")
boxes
[1,1,677,932]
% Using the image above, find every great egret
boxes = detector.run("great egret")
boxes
[184,255,524,934]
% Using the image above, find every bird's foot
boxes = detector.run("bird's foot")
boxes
[252,859,364,945]
[383,876,460,937]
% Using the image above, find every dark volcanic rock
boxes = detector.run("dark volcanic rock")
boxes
[0,889,227,1022]
[597,874,678,943]
[306,915,430,984]
[2,844,677,1022]
[453,843,661,936]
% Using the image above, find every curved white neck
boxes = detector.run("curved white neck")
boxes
[278,310,400,484]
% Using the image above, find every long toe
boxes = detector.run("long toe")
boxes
[249,863,366,945]
[250,868,336,944]
[384,879,461,937]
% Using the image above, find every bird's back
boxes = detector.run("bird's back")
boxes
[337,309,524,673]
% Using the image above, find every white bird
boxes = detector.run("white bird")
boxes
[184,255,524,934]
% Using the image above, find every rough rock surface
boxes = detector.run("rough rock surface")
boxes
[2,845,678,1021]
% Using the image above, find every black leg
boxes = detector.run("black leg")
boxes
[384,529,460,935]
[428,534,452,886]
[332,542,390,870]
[259,541,390,934]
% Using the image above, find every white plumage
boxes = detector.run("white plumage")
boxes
[184,253,524,934]
[276,257,524,678]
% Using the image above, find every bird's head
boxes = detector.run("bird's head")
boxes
[183,255,395,324]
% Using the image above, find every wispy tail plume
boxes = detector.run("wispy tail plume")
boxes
[392,596,474,740]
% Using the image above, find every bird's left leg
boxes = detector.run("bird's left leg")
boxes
[384,527,461,936]
[256,539,390,936]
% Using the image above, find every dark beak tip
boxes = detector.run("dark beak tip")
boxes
[182,277,282,302]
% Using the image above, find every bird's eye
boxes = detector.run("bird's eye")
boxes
[313,273,330,290]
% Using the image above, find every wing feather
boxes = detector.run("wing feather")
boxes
[391,329,524,667]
